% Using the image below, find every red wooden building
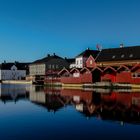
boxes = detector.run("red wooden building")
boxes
[86,55,97,68]
[95,46,140,84]
[59,45,140,84]
[59,67,93,84]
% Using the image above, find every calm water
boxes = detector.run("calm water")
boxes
[0,84,140,140]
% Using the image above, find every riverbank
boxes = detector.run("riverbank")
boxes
[3,80,140,90]
[2,80,32,84]
[59,82,140,90]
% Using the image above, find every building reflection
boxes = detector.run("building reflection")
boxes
[0,84,140,125]
[98,92,140,125]
[0,84,29,103]
[29,86,69,112]
[29,86,140,125]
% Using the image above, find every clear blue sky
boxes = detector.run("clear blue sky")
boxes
[0,0,140,62]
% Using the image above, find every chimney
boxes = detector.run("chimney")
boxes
[4,60,6,64]
[48,54,50,57]
[53,53,56,56]
[120,43,124,48]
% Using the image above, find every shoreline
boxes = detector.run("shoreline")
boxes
[1,80,32,84]
[44,82,140,90]
[1,80,140,91]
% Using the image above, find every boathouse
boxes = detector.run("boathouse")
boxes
[96,45,140,84]
[59,66,103,84]
[59,45,140,85]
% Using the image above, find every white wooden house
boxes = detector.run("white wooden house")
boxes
[71,48,99,68]
[0,62,29,81]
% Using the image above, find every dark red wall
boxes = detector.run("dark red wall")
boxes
[116,71,140,84]
[45,77,61,83]
[61,76,81,84]
[81,72,92,83]
[61,72,92,84]
[86,56,97,68]
[59,64,140,84]
[101,73,116,82]
[116,72,132,83]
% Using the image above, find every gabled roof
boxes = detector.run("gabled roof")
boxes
[91,67,103,72]
[131,64,140,72]
[58,68,70,75]
[0,63,14,70]
[33,54,62,64]
[65,58,75,64]
[76,48,99,58]
[96,46,140,62]
[15,62,30,70]
[80,67,91,73]
[117,65,130,72]
[103,66,117,72]
[70,68,81,73]
[0,62,29,70]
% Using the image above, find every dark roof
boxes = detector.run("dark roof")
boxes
[0,63,14,70]
[65,58,75,64]
[0,62,30,70]
[15,62,30,70]
[32,54,63,64]
[76,48,99,58]
[96,46,140,62]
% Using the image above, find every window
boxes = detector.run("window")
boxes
[137,73,140,77]
[121,54,124,58]
[76,60,79,65]
[112,55,116,59]
[52,65,55,69]
[73,73,80,77]
[132,73,140,78]
[90,60,93,64]
[129,54,133,58]
[48,65,51,69]
[56,65,59,69]
[80,60,82,64]
[124,69,129,72]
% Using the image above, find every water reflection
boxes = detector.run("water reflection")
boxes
[0,84,140,125]
[0,84,29,103]
[30,87,67,112]
[29,85,140,125]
